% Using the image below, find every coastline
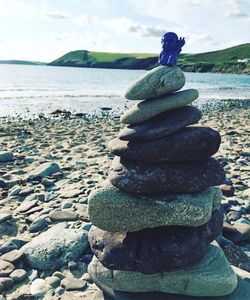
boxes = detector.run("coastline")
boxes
[0,103,250,298]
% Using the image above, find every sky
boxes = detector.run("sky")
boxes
[0,0,250,62]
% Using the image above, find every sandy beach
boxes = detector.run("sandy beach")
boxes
[0,102,250,299]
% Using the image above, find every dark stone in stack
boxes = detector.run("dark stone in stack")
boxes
[109,156,225,194]
[110,127,221,162]
[118,106,201,142]
[89,206,223,274]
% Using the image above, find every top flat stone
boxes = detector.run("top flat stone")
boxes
[120,89,199,124]
[124,66,185,100]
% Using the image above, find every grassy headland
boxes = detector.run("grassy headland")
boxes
[49,43,250,74]
[48,50,158,70]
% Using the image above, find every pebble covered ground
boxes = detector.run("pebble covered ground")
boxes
[0,103,249,299]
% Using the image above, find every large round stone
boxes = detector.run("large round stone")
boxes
[118,106,202,142]
[110,127,221,162]
[22,223,89,270]
[88,207,223,274]
[120,89,199,124]
[109,156,225,194]
[88,182,222,232]
[124,66,185,100]
[88,243,238,297]
[92,267,249,300]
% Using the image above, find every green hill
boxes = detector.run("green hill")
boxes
[49,44,250,74]
[49,50,158,70]
[178,43,250,74]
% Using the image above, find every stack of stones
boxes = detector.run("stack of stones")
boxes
[88,66,238,298]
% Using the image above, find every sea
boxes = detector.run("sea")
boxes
[0,64,250,118]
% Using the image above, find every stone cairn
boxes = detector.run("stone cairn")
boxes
[87,66,238,298]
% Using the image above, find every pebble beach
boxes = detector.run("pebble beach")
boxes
[0,100,249,299]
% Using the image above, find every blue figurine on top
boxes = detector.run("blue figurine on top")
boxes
[158,32,185,66]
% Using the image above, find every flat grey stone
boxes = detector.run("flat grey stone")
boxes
[109,156,225,194]
[22,223,88,270]
[110,127,221,162]
[0,249,24,263]
[88,182,222,232]
[28,162,60,181]
[8,186,22,197]
[28,219,48,233]
[0,151,13,163]
[61,277,87,291]
[118,106,202,142]
[45,276,61,288]
[15,199,38,213]
[0,241,18,255]
[124,66,185,100]
[91,267,250,300]
[121,89,199,124]
[9,269,27,282]
[49,210,78,222]
[19,186,35,197]
[88,243,237,297]
[0,259,15,276]
[88,207,223,274]
[30,278,51,298]
[0,213,12,223]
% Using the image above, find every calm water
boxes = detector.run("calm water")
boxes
[0,64,250,117]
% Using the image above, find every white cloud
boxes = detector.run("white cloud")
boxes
[42,11,71,20]
[225,0,250,22]
[105,17,166,38]
[226,10,248,18]
[40,10,99,27]
[187,33,218,46]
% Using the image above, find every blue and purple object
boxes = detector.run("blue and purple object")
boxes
[158,32,185,66]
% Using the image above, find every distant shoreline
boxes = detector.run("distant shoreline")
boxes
[0,61,249,75]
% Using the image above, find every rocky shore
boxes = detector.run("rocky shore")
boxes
[0,102,250,299]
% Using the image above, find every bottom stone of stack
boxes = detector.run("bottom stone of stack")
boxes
[91,267,250,300]
[88,207,223,274]
[88,242,237,297]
